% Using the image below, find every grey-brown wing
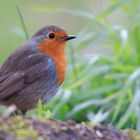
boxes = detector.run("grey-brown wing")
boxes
[0,45,44,75]
[0,72,26,99]
[0,44,52,100]
[0,57,51,100]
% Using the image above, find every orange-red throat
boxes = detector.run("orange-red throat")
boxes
[38,38,67,85]
[35,26,76,85]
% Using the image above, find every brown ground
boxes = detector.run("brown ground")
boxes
[0,116,139,140]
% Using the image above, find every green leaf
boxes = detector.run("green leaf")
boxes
[37,99,43,119]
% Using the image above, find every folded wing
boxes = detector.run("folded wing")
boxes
[0,44,51,100]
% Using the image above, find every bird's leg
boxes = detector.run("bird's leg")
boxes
[21,109,27,116]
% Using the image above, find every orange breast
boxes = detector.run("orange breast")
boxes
[51,55,66,85]
[38,40,67,85]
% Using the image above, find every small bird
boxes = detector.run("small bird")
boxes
[0,26,76,114]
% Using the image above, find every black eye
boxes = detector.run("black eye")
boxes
[48,33,55,39]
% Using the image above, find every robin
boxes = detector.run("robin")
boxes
[0,26,76,114]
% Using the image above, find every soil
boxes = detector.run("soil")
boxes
[0,116,139,140]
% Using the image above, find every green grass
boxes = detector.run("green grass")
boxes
[30,0,140,131]
[15,4,29,40]
[1,0,140,133]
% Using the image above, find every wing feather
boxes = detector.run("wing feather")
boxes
[0,44,51,100]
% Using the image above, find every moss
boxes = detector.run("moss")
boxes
[0,116,139,140]
[124,129,140,140]
[14,129,38,139]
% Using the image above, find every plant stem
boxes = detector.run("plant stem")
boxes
[16,4,29,40]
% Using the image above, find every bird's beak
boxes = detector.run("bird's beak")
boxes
[64,35,76,41]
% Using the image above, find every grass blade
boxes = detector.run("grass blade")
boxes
[16,4,29,40]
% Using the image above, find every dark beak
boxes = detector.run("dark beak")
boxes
[65,35,76,41]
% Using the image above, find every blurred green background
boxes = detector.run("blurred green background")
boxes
[0,0,140,132]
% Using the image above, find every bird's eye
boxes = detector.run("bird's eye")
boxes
[48,33,55,39]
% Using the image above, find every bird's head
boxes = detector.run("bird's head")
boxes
[32,26,76,55]
[31,26,76,84]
